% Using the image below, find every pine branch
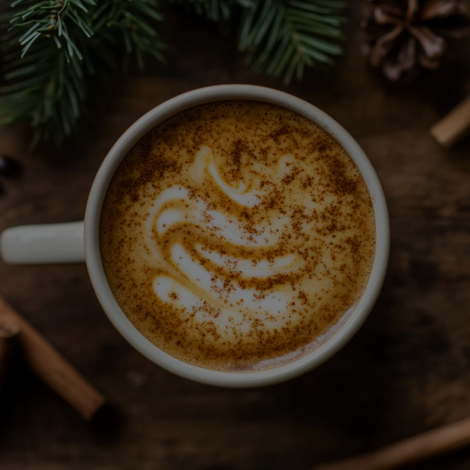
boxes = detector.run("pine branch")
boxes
[239,0,345,84]
[0,0,346,148]
[0,0,95,146]
[0,0,164,147]
[171,0,345,82]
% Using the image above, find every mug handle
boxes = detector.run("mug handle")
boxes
[1,221,85,264]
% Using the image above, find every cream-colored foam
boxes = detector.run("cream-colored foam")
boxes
[100,101,375,371]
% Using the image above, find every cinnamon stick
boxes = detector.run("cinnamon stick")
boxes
[0,295,105,419]
[430,96,470,147]
[317,417,470,470]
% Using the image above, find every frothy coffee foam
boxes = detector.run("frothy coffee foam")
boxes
[100,101,375,371]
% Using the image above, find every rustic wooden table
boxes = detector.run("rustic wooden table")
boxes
[2,4,470,469]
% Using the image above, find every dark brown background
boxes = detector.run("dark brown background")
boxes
[1,2,470,469]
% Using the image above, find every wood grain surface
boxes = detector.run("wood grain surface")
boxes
[1,3,470,469]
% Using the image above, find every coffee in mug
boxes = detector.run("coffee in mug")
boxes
[99,100,375,372]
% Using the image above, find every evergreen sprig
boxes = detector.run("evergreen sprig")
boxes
[0,0,164,146]
[0,0,345,148]
[239,0,345,84]
[176,0,345,81]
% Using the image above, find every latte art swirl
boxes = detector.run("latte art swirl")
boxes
[100,101,375,371]
[146,145,310,336]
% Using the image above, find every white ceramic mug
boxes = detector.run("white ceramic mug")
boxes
[0,85,389,387]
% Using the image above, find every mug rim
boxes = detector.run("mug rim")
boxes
[85,84,389,387]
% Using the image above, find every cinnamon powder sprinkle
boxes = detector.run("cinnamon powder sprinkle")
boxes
[100,100,376,372]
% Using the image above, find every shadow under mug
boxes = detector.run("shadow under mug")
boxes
[0,85,390,387]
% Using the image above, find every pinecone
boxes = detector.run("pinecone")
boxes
[362,0,470,81]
